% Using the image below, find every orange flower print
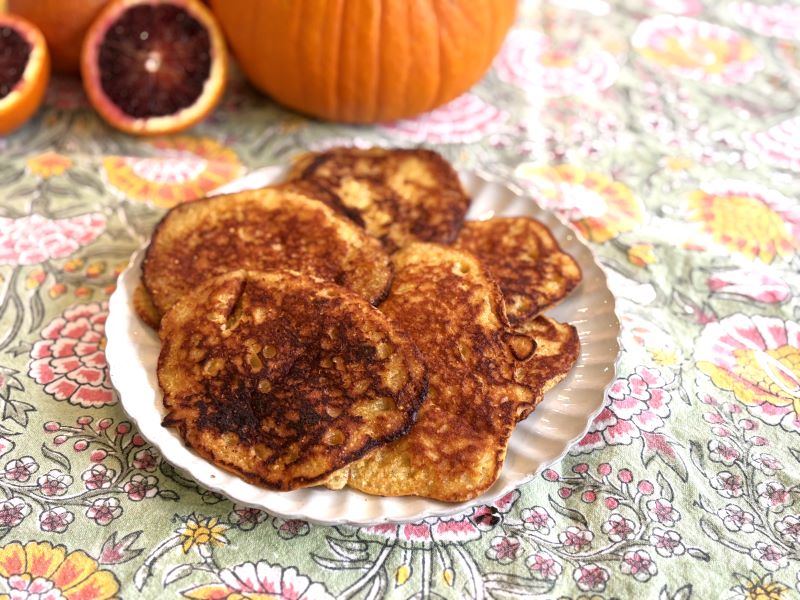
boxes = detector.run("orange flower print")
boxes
[515,164,643,242]
[632,15,763,84]
[0,541,119,600]
[102,137,243,208]
[687,181,800,264]
[696,314,800,434]
[26,153,72,178]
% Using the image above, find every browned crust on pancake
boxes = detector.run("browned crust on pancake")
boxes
[142,183,392,315]
[158,270,428,491]
[133,284,161,330]
[454,217,582,324]
[510,315,581,421]
[345,244,536,502]
[289,147,471,250]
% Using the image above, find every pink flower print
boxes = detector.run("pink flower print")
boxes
[521,506,555,534]
[272,518,310,540]
[776,515,800,543]
[708,440,740,465]
[184,562,334,600]
[38,507,73,533]
[750,542,789,571]
[37,470,72,496]
[381,94,507,144]
[495,30,619,97]
[717,504,757,533]
[730,3,800,40]
[749,116,800,173]
[86,497,122,525]
[29,301,115,407]
[486,536,522,564]
[647,0,703,16]
[81,464,115,490]
[5,575,66,600]
[132,448,159,472]
[526,551,562,581]
[576,366,672,453]
[708,268,791,304]
[751,453,784,475]
[646,498,680,526]
[558,527,593,552]
[4,456,39,482]
[621,550,657,582]
[0,213,106,265]
[602,514,636,542]
[649,527,685,557]
[711,471,744,498]
[0,498,30,527]
[229,505,268,531]
[123,475,158,501]
[757,481,792,512]
[573,564,609,592]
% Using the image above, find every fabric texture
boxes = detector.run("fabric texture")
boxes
[0,0,798,598]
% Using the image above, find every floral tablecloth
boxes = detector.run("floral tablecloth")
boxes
[1,0,799,598]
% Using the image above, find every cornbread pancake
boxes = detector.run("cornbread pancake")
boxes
[158,270,428,491]
[290,147,471,249]
[510,315,581,421]
[133,284,161,329]
[454,217,582,324]
[142,183,392,316]
[345,244,536,502]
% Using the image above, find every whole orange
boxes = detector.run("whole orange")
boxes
[209,0,517,123]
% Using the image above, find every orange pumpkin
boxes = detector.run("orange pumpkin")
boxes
[209,0,517,123]
[8,0,109,74]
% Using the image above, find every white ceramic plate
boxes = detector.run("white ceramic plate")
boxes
[106,167,620,525]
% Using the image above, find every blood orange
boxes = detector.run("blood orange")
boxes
[81,0,227,136]
[8,0,109,74]
[0,13,50,135]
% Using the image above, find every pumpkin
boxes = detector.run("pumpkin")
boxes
[8,0,109,73]
[209,0,517,123]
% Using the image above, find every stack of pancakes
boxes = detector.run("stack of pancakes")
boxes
[138,147,582,502]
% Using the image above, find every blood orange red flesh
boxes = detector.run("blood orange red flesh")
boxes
[81,0,226,135]
[0,13,49,135]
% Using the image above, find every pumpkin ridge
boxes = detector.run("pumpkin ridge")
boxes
[329,0,345,119]
[371,0,382,123]
[430,0,444,109]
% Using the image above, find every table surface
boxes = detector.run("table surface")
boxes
[1,1,799,598]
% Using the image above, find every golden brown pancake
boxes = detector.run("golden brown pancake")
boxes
[290,147,471,250]
[142,182,392,316]
[158,270,428,491]
[510,315,580,421]
[344,244,536,502]
[133,284,161,329]
[454,217,582,324]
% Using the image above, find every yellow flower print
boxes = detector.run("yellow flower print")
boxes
[632,15,763,84]
[103,136,243,208]
[627,243,656,268]
[177,516,228,553]
[27,153,72,178]
[735,573,789,600]
[687,181,799,264]
[515,163,643,242]
[696,314,800,434]
[0,541,119,600]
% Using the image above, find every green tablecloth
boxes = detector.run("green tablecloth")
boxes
[1,1,799,598]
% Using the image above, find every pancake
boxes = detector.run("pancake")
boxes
[290,147,471,250]
[158,270,428,491]
[510,315,581,421]
[142,182,392,316]
[133,284,161,329]
[454,217,582,324]
[344,243,536,502]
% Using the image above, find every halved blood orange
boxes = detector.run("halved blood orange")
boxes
[81,0,227,136]
[0,13,50,135]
